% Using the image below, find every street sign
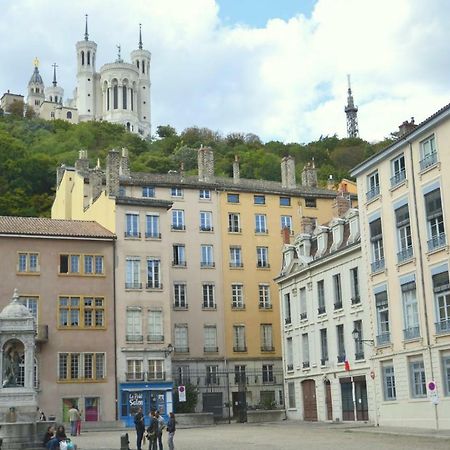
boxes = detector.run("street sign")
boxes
[178,385,186,402]
[428,381,436,392]
[427,381,439,404]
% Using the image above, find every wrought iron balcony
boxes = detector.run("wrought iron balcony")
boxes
[147,334,164,343]
[257,262,270,268]
[376,332,391,346]
[125,282,142,290]
[397,246,414,263]
[124,231,141,238]
[334,301,343,310]
[318,306,326,315]
[435,319,450,335]
[302,361,310,369]
[403,326,420,340]
[146,281,163,289]
[229,262,244,268]
[419,151,438,171]
[233,346,247,353]
[427,233,446,252]
[286,364,294,371]
[371,258,385,273]
[172,260,187,267]
[126,334,143,343]
[126,372,144,381]
[355,352,365,360]
[261,345,275,352]
[320,358,328,366]
[390,170,406,187]
[171,224,186,231]
[200,225,214,232]
[174,346,189,353]
[204,346,219,353]
[145,232,161,239]
[300,312,307,320]
[285,317,292,325]
[228,227,242,233]
[337,354,346,363]
[200,261,215,268]
[366,185,380,201]
[147,372,166,381]
[259,302,272,310]
[351,296,361,305]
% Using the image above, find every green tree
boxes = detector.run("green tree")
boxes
[173,384,199,413]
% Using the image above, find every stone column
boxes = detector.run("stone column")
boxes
[118,84,123,110]
[24,342,34,388]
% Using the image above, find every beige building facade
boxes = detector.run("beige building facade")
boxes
[351,105,450,429]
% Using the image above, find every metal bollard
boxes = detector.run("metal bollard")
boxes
[120,432,130,450]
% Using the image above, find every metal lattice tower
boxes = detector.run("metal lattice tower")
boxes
[345,74,359,138]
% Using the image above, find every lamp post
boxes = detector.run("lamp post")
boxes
[163,343,174,358]
[351,328,374,345]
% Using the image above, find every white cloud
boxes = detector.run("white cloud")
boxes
[1,0,449,143]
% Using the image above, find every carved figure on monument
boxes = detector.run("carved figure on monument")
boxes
[2,342,23,387]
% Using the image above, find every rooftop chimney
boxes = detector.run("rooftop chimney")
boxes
[75,149,89,175]
[89,168,103,203]
[301,160,318,188]
[333,191,351,218]
[398,117,417,137]
[327,175,335,191]
[281,156,296,189]
[198,145,214,182]
[106,149,121,197]
[282,226,291,245]
[120,147,130,177]
[301,217,316,234]
[233,155,240,184]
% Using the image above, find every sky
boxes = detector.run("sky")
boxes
[1,0,449,144]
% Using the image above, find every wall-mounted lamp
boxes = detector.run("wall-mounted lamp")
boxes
[351,328,374,345]
[163,343,174,357]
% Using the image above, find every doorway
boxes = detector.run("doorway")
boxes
[301,379,318,421]
[324,379,333,420]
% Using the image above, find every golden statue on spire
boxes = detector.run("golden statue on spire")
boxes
[33,57,40,68]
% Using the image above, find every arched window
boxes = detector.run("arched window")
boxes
[31,88,34,93]
[126,122,131,131]
[87,51,91,66]
[130,89,134,111]
[142,60,145,74]
[137,60,140,69]
[81,51,85,66]
[55,96,58,103]
[36,88,40,93]
[67,111,72,119]
[49,96,53,102]
[107,88,110,111]
[113,85,118,109]
[123,86,127,109]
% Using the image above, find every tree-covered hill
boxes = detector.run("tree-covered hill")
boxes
[0,114,392,217]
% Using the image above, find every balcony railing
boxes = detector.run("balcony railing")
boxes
[428,233,446,252]
[201,262,215,268]
[229,262,244,268]
[390,170,406,188]
[232,303,245,310]
[145,232,161,239]
[147,372,166,381]
[228,227,242,233]
[403,326,420,340]
[171,224,186,231]
[202,304,216,310]
[204,346,219,353]
[124,231,141,238]
[257,262,270,269]
[320,358,328,366]
[366,185,380,201]
[126,334,144,343]
[125,282,142,290]
[147,334,164,342]
[285,317,292,325]
[419,151,438,171]
[255,229,269,234]
[371,258,385,273]
[287,364,294,371]
[435,319,450,335]
[300,312,307,320]
[200,226,214,232]
[397,246,414,263]
[376,332,391,346]
[146,281,163,289]
[351,296,361,305]
[334,301,343,310]
[126,372,144,381]
[36,325,49,342]
[174,346,189,353]
[172,261,187,267]
[261,345,275,352]
[318,306,326,315]
[173,303,188,310]
[337,354,346,363]
[302,361,310,369]
[233,346,247,352]
[355,352,365,360]
[259,302,272,310]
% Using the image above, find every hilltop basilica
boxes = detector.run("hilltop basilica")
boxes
[2,17,151,138]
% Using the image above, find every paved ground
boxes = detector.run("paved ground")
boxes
[70,421,450,450]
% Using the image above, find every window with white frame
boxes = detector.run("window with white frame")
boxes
[286,337,293,370]
[299,287,307,320]
[202,283,215,309]
[350,268,360,304]
[409,357,426,398]
[125,213,140,237]
[199,189,211,200]
[17,252,39,273]
[254,195,266,205]
[175,365,190,385]
[317,280,326,314]
[353,320,364,360]
[126,308,143,342]
[395,204,413,262]
[262,364,274,383]
[333,274,342,309]
[84,255,104,275]
[203,325,217,352]
[375,290,390,345]
[382,362,396,400]
[229,246,242,267]
[206,365,219,384]
[232,284,244,309]
[366,170,380,201]
[200,211,213,231]
[147,258,161,289]
[147,310,163,342]
[370,218,384,272]
[228,213,240,232]
[201,245,214,268]
[420,135,437,170]
[142,186,155,198]
[126,359,143,381]
[261,324,273,352]
[18,296,38,321]
[320,328,328,365]
[433,270,450,334]
[148,360,164,380]
[336,324,345,362]
[174,324,189,353]
[171,209,185,230]
[58,352,105,381]
[59,254,80,274]
[255,214,267,233]
[284,293,292,324]
[402,281,419,340]
[391,154,406,187]
[234,364,246,384]
[233,325,246,352]
[172,244,186,266]
[256,246,269,268]
[302,333,310,368]
[171,187,183,198]
[425,188,445,251]
[259,284,271,309]
[281,215,292,232]
[145,214,160,238]
[442,353,450,396]
[173,283,187,309]
[287,381,296,408]
[125,257,141,289]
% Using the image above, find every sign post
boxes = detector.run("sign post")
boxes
[178,385,186,402]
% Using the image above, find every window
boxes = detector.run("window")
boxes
[18,296,38,321]
[233,325,246,352]
[349,268,360,304]
[17,252,39,273]
[353,320,364,360]
[174,324,189,353]
[391,154,406,187]
[420,135,437,171]
[148,310,163,342]
[305,198,316,208]
[402,281,419,339]
[122,85,127,109]
[59,254,80,274]
[58,296,104,329]
[286,337,293,371]
[256,247,269,268]
[171,210,185,231]
[84,255,104,275]
[409,358,426,398]
[442,354,450,396]
[333,274,342,309]
[395,204,413,262]
[142,186,155,197]
[171,187,183,198]
[375,290,390,345]
[175,365,190,385]
[146,258,161,289]
[145,214,160,238]
[229,246,243,267]
[227,193,239,203]
[262,364,274,383]
[280,197,291,207]
[202,284,215,309]
[199,189,211,200]
[232,284,244,309]
[254,195,265,205]
[148,360,164,380]
[320,328,328,365]
[201,245,214,268]
[299,287,307,320]
[255,214,267,233]
[234,365,246,384]
[317,280,326,314]
[366,171,380,201]
[125,257,141,289]
[261,324,273,352]
[126,308,143,342]
[301,333,310,368]
[204,325,217,352]
[284,293,292,325]
[370,218,385,272]
[58,352,105,381]
[126,359,143,381]
[66,111,72,120]
[259,284,271,309]
[336,324,345,363]
[425,188,445,251]
[172,244,186,266]
[125,213,140,238]
[433,271,450,334]
[228,213,241,232]
[281,215,292,232]
[200,211,213,231]
[173,283,187,309]
[287,382,296,408]
[383,363,397,400]
[206,365,219,385]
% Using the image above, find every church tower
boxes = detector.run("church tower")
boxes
[76,15,97,120]
[27,58,45,112]
[45,63,64,104]
[345,74,359,138]
[130,24,151,136]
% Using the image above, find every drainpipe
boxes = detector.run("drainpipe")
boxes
[408,141,439,430]
[113,238,119,421]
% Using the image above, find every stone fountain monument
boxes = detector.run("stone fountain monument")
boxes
[0,289,43,449]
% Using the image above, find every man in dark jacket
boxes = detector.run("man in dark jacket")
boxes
[134,407,145,450]
[146,410,159,450]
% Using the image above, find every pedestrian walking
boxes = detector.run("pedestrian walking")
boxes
[76,407,82,435]
[155,410,166,450]
[134,407,145,450]
[68,405,79,436]
[146,410,159,450]
[167,412,176,450]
